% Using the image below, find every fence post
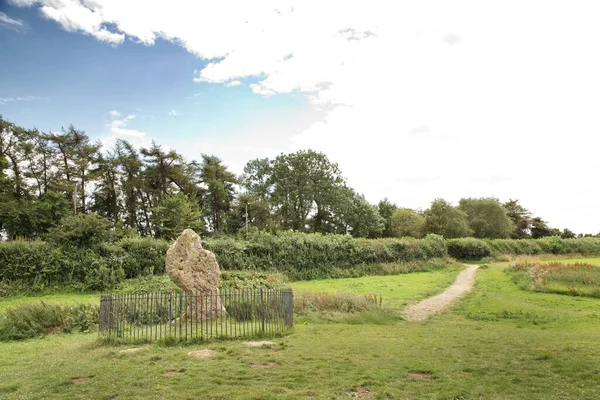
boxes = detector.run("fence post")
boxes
[260,287,265,333]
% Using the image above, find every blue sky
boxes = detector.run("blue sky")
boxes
[0,3,315,160]
[1,1,600,233]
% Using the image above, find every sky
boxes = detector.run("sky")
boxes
[1,0,599,234]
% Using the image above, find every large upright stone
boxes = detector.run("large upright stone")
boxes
[166,229,225,319]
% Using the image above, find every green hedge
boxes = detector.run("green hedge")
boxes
[3,232,598,290]
[0,233,446,289]
[203,232,447,280]
[447,237,600,259]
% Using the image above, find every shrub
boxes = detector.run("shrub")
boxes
[219,271,288,290]
[0,302,99,341]
[446,238,492,259]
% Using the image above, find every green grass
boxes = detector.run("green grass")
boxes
[290,264,464,308]
[2,263,600,399]
[0,293,99,314]
[546,257,600,265]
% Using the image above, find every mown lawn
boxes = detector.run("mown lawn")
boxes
[1,263,600,399]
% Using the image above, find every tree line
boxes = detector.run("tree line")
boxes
[0,116,592,241]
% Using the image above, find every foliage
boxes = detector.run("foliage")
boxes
[530,217,558,238]
[0,302,98,341]
[150,193,203,240]
[0,191,70,240]
[46,213,117,247]
[204,231,448,280]
[458,197,514,239]
[377,198,397,237]
[503,199,532,238]
[449,236,600,260]
[219,271,288,289]
[388,208,425,238]
[423,198,472,238]
[199,155,237,233]
[446,238,493,259]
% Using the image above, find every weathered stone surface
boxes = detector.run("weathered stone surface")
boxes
[166,229,225,319]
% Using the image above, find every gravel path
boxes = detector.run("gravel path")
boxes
[403,264,479,322]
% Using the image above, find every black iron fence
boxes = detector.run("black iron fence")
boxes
[99,288,293,343]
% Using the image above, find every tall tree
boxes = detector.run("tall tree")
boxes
[116,140,149,234]
[199,155,237,233]
[269,150,346,232]
[141,142,192,206]
[389,208,425,238]
[341,190,384,238]
[150,193,203,240]
[92,151,121,223]
[530,217,555,238]
[458,197,514,239]
[378,198,398,237]
[423,199,472,238]
[503,199,532,238]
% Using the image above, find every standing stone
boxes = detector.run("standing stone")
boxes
[166,229,225,319]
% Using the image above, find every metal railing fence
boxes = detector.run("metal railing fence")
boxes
[99,287,293,342]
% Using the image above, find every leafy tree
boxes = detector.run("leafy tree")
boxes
[47,213,115,247]
[199,155,237,233]
[0,191,70,240]
[561,228,576,239]
[458,197,514,239]
[530,217,555,238]
[269,150,346,232]
[141,142,192,205]
[503,199,532,238]
[228,193,273,234]
[389,208,425,238]
[116,140,150,235]
[377,198,397,237]
[342,191,385,238]
[423,199,472,238]
[91,152,121,223]
[150,193,203,240]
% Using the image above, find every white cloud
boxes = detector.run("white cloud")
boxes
[108,109,120,117]
[102,113,151,150]
[167,110,181,116]
[0,11,27,33]
[225,80,241,88]
[0,96,44,105]
[12,0,600,233]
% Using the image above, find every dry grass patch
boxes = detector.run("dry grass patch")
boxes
[187,349,216,359]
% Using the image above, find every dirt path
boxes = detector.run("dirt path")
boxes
[403,264,479,322]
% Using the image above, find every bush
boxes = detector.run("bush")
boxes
[219,271,288,290]
[0,302,99,341]
[446,238,493,259]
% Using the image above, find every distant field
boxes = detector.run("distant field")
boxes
[290,265,464,307]
[548,257,600,265]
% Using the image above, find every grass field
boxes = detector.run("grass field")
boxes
[290,264,464,307]
[2,262,600,399]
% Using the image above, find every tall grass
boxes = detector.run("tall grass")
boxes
[0,302,99,341]
[508,262,600,298]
